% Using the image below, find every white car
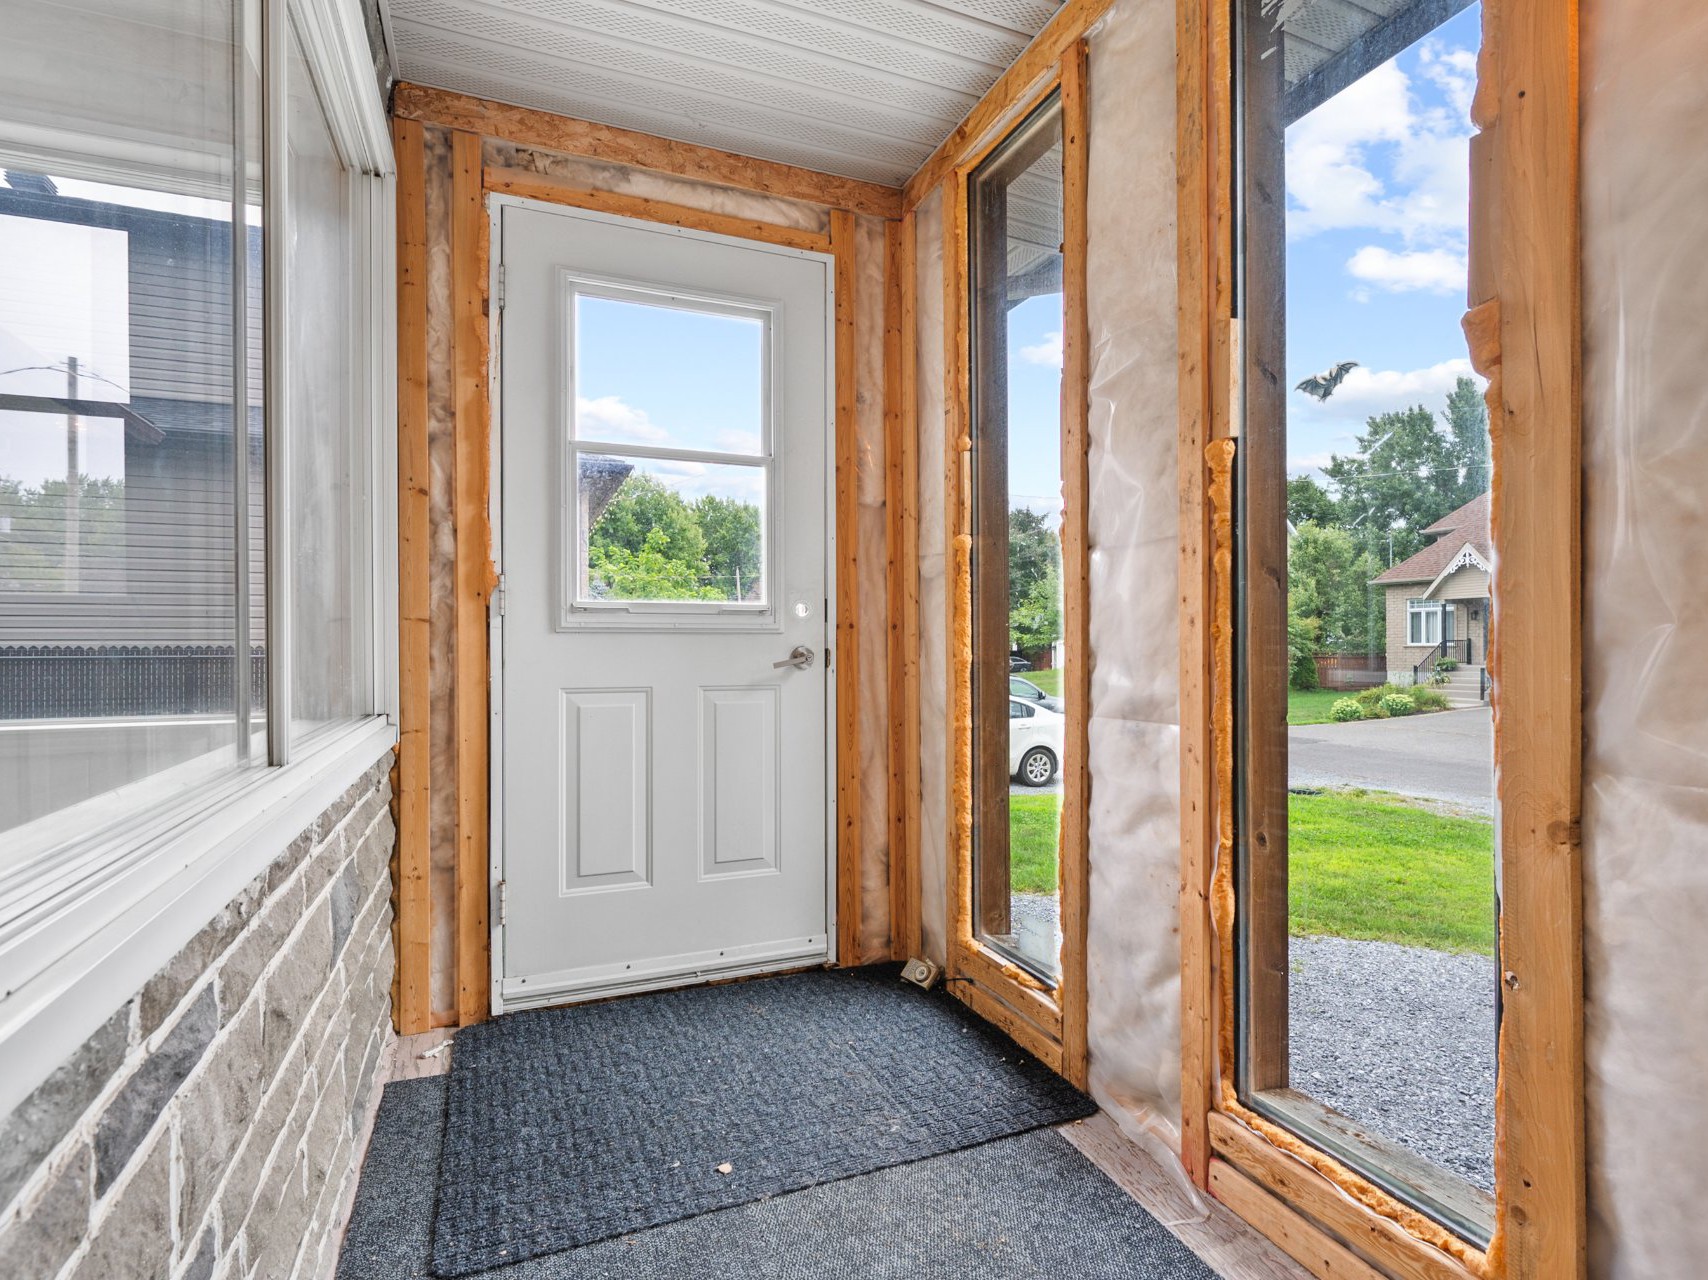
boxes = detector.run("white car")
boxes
[1009,696,1064,786]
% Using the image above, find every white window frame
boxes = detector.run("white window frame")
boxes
[0,0,396,1122]
[1407,598,1443,647]
[556,273,783,633]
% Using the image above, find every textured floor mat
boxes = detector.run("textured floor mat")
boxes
[430,966,1095,1275]
[341,1076,1214,1280]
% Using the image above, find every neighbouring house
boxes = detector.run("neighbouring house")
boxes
[1373,492,1491,698]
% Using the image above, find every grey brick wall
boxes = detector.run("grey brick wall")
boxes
[0,753,397,1280]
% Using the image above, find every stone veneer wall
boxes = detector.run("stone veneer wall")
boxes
[0,752,397,1280]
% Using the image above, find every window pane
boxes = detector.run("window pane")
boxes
[1237,0,1496,1240]
[287,18,371,739]
[0,0,263,840]
[968,97,1066,984]
[576,453,766,605]
[574,294,765,457]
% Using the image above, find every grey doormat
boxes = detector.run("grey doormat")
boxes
[341,1076,1217,1279]
[431,966,1096,1275]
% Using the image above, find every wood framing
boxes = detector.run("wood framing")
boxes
[481,167,832,254]
[938,50,1090,1072]
[449,130,494,1027]
[831,208,863,966]
[392,114,433,1038]
[1208,1158,1389,1280]
[393,83,901,220]
[1174,0,1230,1185]
[1176,0,1586,1276]
[1468,1,1584,1274]
[1056,38,1092,1089]
[885,216,921,963]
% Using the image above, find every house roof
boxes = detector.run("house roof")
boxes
[1372,492,1492,586]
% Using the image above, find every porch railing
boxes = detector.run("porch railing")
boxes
[1413,637,1473,685]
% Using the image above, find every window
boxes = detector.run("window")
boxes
[1234,0,1497,1246]
[1408,599,1442,647]
[0,0,393,1092]
[566,290,771,615]
[967,94,1067,984]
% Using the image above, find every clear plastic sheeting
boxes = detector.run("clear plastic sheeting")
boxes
[914,188,949,965]
[1580,3,1708,1274]
[1081,0,1192,1159]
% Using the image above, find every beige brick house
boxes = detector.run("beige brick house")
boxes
[1373,493,1491,693]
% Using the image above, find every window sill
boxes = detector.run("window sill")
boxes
[0,717,397,1120]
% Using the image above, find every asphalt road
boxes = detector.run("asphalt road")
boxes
[1289,705,1494,814]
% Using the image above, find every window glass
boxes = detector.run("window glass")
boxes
[968,96,1066,984]
[287,16,371,738]
[576,453,766,604]
[0,0,264,839]
[1236,0,1496,1241]
[568,291,771,610]
[574,294,765,456]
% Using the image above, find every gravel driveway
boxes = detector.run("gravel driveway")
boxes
[1289,706,1493,814]
[1289,935,1497,1192]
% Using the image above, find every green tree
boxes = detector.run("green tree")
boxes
[1287,475,1339,529]
[1287,599,1320,690]
[1007,507,1059,615]
[693,493,762,599]
[588,527,722,601]
[588,473,707,571]
[1010,561,1061,657]
[0,474,127,590]
[1322,379,1488,564]
[1288,521,1382,656]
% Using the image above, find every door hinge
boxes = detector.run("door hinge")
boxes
[490,574,507,618]
[496,879,508,928]
[496,262,506,310]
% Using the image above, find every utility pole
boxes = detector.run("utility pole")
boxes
[65,355,80,592]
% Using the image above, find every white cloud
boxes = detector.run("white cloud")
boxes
[576,394,667,445]
[1346,245,1467,294]
[1323,358,1481,413]
[1284,56,1473,246]
[1018,331,1063,368]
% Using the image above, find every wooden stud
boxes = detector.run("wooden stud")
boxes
[884,217,919,962]
[1471,1,1585,1275]
[392,115,433,1038]
[450,130,494,1027]
[902,0,1120,210]
[831,208,862,967]
[482,167,832,254]
[1175,0,1236,1186]
[1210,1114,1483,1280]
[394,83,901,220]
[1056,38,1092,1090]
[956,941,1064,1039]
[1208,1159,1390,1280]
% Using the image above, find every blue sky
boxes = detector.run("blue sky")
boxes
[1282,5,1484,477]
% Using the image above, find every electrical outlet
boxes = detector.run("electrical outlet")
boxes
[900,957,941,990]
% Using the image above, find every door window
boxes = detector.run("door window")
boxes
[564,287,772,617]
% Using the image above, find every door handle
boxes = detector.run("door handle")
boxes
[773,645,815,670]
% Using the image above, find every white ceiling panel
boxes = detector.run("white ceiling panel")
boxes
[386,0,1066,186]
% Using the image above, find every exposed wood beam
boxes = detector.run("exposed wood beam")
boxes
[393,82,901,220]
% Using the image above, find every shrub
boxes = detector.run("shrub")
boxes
[1329,697,1363,722]
[1434,657,1459,672]
[1409,686,1452,712]
[1379,692,1417,717]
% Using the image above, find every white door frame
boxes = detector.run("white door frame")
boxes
[485,193,839,1014]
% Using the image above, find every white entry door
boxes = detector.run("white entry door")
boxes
[493,199,834,1009]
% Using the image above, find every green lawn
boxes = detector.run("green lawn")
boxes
[1287,688,1348,725]
[1008,791,1060,895]
[1015,667,1061,697]
[1289,788,1495,955]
